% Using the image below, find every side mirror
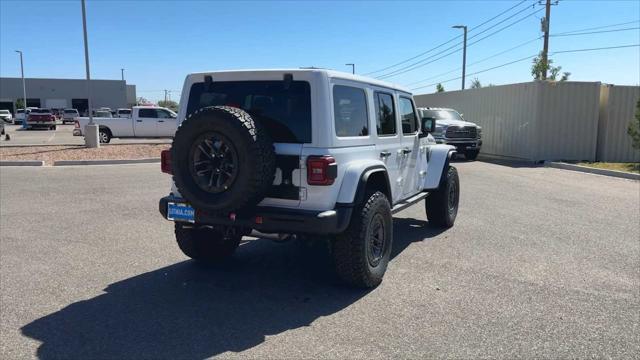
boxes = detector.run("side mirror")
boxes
[419,117,436,137]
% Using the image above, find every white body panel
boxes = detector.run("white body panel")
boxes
[76,106,176,138]
[172,69,454,212]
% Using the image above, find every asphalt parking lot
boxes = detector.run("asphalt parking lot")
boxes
[0,124,171,146]
[1,161,638,359]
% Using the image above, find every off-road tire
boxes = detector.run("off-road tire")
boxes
[332,191,393,288]
[99,128,111,143]
[171,106,276,213]
[464,149,479,161]
[425,166,459,228]
[175,223,241,262]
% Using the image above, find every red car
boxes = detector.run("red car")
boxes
[26,108,57,130]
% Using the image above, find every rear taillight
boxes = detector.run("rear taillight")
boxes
[307,155,337,185]
[74,120,80,128]
[161,149,172,174]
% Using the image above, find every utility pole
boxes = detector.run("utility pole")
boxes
[452,25,467,90]
[14,50,26,128]
[164,90,168,103]
[121,68,125,81]
[540,0,557,80]
[81,0,99,148]
[345,63,355,74]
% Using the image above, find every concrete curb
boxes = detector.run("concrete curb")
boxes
[53,158,160,166]
[0,160,45,166]
[545,162,640,180]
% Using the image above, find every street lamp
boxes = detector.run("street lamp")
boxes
[81,0,99,147]
[345,63,355,74]
[452,25,467,90]
[14,50,27,129]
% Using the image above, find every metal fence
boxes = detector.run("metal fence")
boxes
[597,85,640,162]
[414,81,639,162]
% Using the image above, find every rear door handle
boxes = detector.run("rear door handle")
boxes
[380,151,392,158]
[136,119,143,122]
[158,120,165,123]
[402,148,412,154]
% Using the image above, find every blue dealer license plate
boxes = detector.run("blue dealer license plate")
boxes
[167,202,195,222]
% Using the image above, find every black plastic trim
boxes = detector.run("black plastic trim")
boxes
[160,196,352,234]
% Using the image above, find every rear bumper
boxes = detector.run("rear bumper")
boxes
[26,121,55,127]
[159,195,352,234]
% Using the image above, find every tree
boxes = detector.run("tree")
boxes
[628,99,640,150]
[136,97,151,105]
[531,51,570,81]
[158,100,179,111]
[436,83,445,93]
[471,78,482,89]
[15,98,25,109]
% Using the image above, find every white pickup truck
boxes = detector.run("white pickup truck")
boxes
[74,106,178,143]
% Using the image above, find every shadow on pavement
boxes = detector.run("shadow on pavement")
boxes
[21,217,446,359]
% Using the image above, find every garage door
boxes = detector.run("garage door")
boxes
[45,99,68,109]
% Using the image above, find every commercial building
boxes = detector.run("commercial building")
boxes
[0,77,136,115]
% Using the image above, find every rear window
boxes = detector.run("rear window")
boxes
[187,80,312,143]
[33,109,51,114]
[64,109,78,113]
[118,109,131,114]
[0,110,9,114]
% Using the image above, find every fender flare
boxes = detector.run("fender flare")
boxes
[423,145,456,191]
[336,162,391,205]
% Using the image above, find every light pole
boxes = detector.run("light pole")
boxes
[81,0,99,147]
[452,25,467,90]
[345,63,355,74]
[14,50,27,128]
[121,68,125,81]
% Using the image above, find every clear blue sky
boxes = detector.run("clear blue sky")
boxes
[1,0,638,102]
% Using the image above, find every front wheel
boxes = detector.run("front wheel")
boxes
[425,166,459,228]
[175,223,242,262]
[332,191,393,288]
[99,129,111,143]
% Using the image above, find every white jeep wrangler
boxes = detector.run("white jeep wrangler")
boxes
[159,69,459,288]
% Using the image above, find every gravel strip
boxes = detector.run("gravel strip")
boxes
[0,144,169,166]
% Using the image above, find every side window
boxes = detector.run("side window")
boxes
[333,85,369,137]
[399,97,418,134]
[375,92,396,136]
[156,109,173,119]
[138,109,157,118]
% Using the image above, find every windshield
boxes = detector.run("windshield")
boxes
[422,109,463,121]
[0,110,9,114]
[64,110,78,113]
[32,109,51,114]
[95,111,112,117]
[118,109,131,114]
[187,80,312,143]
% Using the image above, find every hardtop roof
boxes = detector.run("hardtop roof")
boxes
[188,69,413,94]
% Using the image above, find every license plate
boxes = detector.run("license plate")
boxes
[167,202,195,223]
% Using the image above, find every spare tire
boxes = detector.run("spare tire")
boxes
[171,106,276,213]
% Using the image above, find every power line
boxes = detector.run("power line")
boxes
[551,27,640,37]
[378,6,543,79]
[552,43,639,54]
[410,43,640,91]
[363,0,532,76]
[406,36,541,86]
[553,19,639,36]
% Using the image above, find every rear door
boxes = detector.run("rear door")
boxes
[373,90,404,204]
[134,108,158,137]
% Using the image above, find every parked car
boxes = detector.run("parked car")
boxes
[116,108,132,118]
[74,106,177,143]
[418,107,482,160]
[51,109,63,122]
[26,108,57,130]
[158,69,459,288]
[14,108,36,125]
[0,109,13,123]
[62,109,80,124]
